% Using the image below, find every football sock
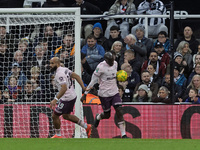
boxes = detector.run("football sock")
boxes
[118,121,126,136]
[55,129,61,136]
[78,119,87,129]
[97,114,102,120]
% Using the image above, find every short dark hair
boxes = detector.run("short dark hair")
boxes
[158,31,167,37]
[110,26,120,31]
[86,34,96,40]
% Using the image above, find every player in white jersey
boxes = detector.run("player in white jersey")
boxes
[81,52,128,138]
[49,57,91,138]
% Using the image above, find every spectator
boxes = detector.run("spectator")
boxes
[182,88,200,104]
[132,84,151,102]
[187,63,200,86]
[4,62,27,91]
[0,26,18,53]
[161,73,182,102]
[153,31,170,53]
[173,62,187,93]
[151,86,171,103]
[81,35,105,72]
[134,25,154,58]
[141,51,166,77]
[38,38,51,60]
[111,41,123,70]
[13,50,28,74]
[91,22,107,49]
[18,38,31,58]
[105,0,136,39]
[192,45,200,67]
[2,88,12,103]
[133,70,159,99]
[35,25,62,52]
[174,26,199,55]
[154,41,170,66]
[118,84,125,99]
[119,62,140,102]
[42,0,65,7]
[123,49,142,74]
[28,45,49,75]
[22,80,42,103]
[119,34,147,67]
[176,41,193,74]
[72,0,102,39]
[131,0,168,37]
[104,26,125,52]
[180,74,200,102]
[0,40,11,86]
[147,64,162,86]
[6,75,22,102]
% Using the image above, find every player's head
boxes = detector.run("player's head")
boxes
[104,52,114,66]
[50,57,61,72]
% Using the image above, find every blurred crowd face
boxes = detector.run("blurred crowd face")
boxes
[25,83,33,94]
[41,42,48,53]
[147,64,155,76]
[195,64,200,74]
[124,52,134,62]
[189,89,197,98]
[0,44,7,54]
[175,56,183,65]
[165,74,170,84]
[192,76,200,89]
[45,26,54,37]
[184,26,193,39]
[149,52,158,62]
[87,38,96,48]
[174,69,179,78]
[110,30,120,39]
[9,77,17,88]
[0,26,6,39]
[141,72,150,83]
[135,29,144,39]
[93,27,101,37]
[121,0,128,6]
[18,43,27,54]
[63,35,73,47]
[158,34,166,43]
[182,43,189,54]
[113,43,122,53]
[138,89,146,97]
[35,47,44,59]
[14,51,23,63]
[158,90,168,98]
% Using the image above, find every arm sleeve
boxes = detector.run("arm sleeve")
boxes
[84,73,99,94]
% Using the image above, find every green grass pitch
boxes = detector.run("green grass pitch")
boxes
[1,138,200,150]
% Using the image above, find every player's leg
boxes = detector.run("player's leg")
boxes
[60,98,91,138]
[112,93,127,138]
[94,96,112,128]
[51,112,62,138]
[62,114,91,138]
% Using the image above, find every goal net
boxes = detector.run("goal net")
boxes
[0,8,86,138]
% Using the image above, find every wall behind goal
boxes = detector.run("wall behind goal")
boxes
[0,104,200,139]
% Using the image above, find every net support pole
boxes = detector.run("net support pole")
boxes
[169,1,175,103]
[74,8,82,138]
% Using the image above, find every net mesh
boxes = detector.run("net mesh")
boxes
[0,9,86,138]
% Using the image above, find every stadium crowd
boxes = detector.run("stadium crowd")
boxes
[0,0,200,104]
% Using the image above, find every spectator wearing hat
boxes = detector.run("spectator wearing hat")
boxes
[134,25,154,58]
[174,62,187,91]
[104,26,125,52]
[91,22,107,49]
[105,0,136,39]
[154,41,170,67]
[4,62,27,91]
[152,86,172,104]
[153,31,170,53]
[132,84,151,102]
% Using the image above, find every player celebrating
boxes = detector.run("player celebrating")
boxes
[81,52,128,138]
[49,57,91,138]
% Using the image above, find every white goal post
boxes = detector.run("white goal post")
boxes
[0,8,85,138]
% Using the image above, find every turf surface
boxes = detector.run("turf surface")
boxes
[1,138,200,150]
